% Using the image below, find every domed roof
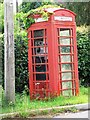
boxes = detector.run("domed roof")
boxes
[44,8,76,16]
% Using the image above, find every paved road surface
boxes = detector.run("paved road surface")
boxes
[53,110,90,118]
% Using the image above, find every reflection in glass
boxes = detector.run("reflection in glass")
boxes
[34,39,43,46]
[61,55,71,62]
[36,74,46,80]
[61,47,70,53]
[60,29,70,36]
[34,47,45,55]
[60,38,70,45]
[62,82,72,89]
[61,64,72,71]
[62,72,72,80]
[34,29,43,38]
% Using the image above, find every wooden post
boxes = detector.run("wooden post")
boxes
[16,0,18,12]
[4,0,15,103]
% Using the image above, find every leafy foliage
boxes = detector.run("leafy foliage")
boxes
[65,2,90,26]
[17,4,61,29]
[77,26,90,86]
[27,4,60,16]
[19,2,62,13]
[20,2,90,26]
[14,14,29,93]
[19,2,41,13]
[0,3,4,33]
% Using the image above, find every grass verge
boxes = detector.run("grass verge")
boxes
[0,86,89,116]
[15,107,78,118]
[1,107,78,118]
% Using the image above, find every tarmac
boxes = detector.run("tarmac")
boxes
[53,110,90,118]
[0,103,90,119]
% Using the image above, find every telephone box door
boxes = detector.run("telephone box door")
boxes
[29,28,50,99]
[56,27,78,96]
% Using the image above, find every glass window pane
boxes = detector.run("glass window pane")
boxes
[60,38,70,45]
[61,64,72,71]
[34,47,46,55]
[36,74,46,80]
[36,64,46,72]
[34,39,43,46]
[61,47,70,53]
[62,82,72,89]
[34,29,43,37]
[62,72,72,80]
[60,29,70,36]
[61,55,71,62]
[62,90,72,96]
[35,56,46,63]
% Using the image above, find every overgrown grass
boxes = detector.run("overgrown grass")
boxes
[15,107,78,118]
[0,86,89,114]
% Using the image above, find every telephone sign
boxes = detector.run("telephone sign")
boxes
[54,16,72,21]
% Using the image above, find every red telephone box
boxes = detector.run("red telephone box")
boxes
[27,8,79,99]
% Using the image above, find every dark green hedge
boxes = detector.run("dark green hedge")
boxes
[77,29,90,86]
[14,31,28,93]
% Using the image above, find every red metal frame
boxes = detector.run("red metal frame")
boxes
[27,8,79,99]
